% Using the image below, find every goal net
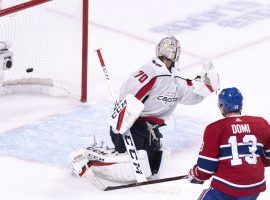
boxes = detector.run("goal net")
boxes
[0,0,88,102]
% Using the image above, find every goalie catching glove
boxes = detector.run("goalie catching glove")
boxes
[193,61,220,97]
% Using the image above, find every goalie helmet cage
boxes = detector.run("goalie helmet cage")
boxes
[0,0,89,102]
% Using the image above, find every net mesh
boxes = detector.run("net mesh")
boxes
[0,0,84,99]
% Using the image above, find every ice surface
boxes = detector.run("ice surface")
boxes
[0,0,270,199]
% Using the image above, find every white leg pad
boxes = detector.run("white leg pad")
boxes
[90,150,152,183]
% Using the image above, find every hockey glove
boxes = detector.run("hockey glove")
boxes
[108,94,144,134]
[193,61,220,97]
[188,164,204,184]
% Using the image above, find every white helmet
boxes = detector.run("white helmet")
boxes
[156,36,181,62]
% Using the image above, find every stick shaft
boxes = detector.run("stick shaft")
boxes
[95,49,147,182]
[96,49,118,104]
[104,175,188,191]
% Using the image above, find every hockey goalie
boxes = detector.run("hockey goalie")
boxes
[69,36,220,187]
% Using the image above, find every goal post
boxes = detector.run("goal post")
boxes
[0,0,89,102]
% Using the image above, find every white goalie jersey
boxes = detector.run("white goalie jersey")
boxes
[119,57,204,125]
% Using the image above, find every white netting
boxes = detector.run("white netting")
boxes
[0,0,84,99]
[1,0,30,9]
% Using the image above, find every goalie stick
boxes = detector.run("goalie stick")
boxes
[85,169,187,192]
[95,49,147,182]
[103,174,188,191]
[95,49,118,105]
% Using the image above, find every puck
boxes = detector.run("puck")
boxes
[26,68,34,73]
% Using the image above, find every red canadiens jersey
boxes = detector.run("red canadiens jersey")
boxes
[196,115,270,197]
[119,57,204,125]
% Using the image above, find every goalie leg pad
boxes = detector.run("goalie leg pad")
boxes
[89,150,152,183]
[69,148,91,177]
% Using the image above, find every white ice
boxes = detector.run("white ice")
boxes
[0,0,270,199]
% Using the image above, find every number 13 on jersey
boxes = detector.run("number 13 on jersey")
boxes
[229,135,258,166]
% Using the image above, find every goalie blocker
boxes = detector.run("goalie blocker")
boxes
[108,93,144,134]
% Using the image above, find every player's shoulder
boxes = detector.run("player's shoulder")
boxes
[139,57,170,77]
[206,115,269,129]
[205,118,225,130]
[204,117,236,132]
[242,115,269,125]
[243,115,267,120]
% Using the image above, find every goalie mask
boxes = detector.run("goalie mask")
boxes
[156,36,181,63]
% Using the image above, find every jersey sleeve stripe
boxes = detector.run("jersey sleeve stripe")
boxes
[219,156,232,160]
[197,157,218,172]
[198,155,219,161]
[198,166,215,174]
[135,77,157,100]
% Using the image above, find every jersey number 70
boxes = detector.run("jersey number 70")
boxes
[134,71,148,83]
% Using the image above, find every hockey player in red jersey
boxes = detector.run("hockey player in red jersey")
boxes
[188,87,270,200]
[69,36,220,183]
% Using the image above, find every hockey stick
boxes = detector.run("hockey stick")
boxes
[95,49,147,182]
[95,49,118,105]
[104,174,188,191]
